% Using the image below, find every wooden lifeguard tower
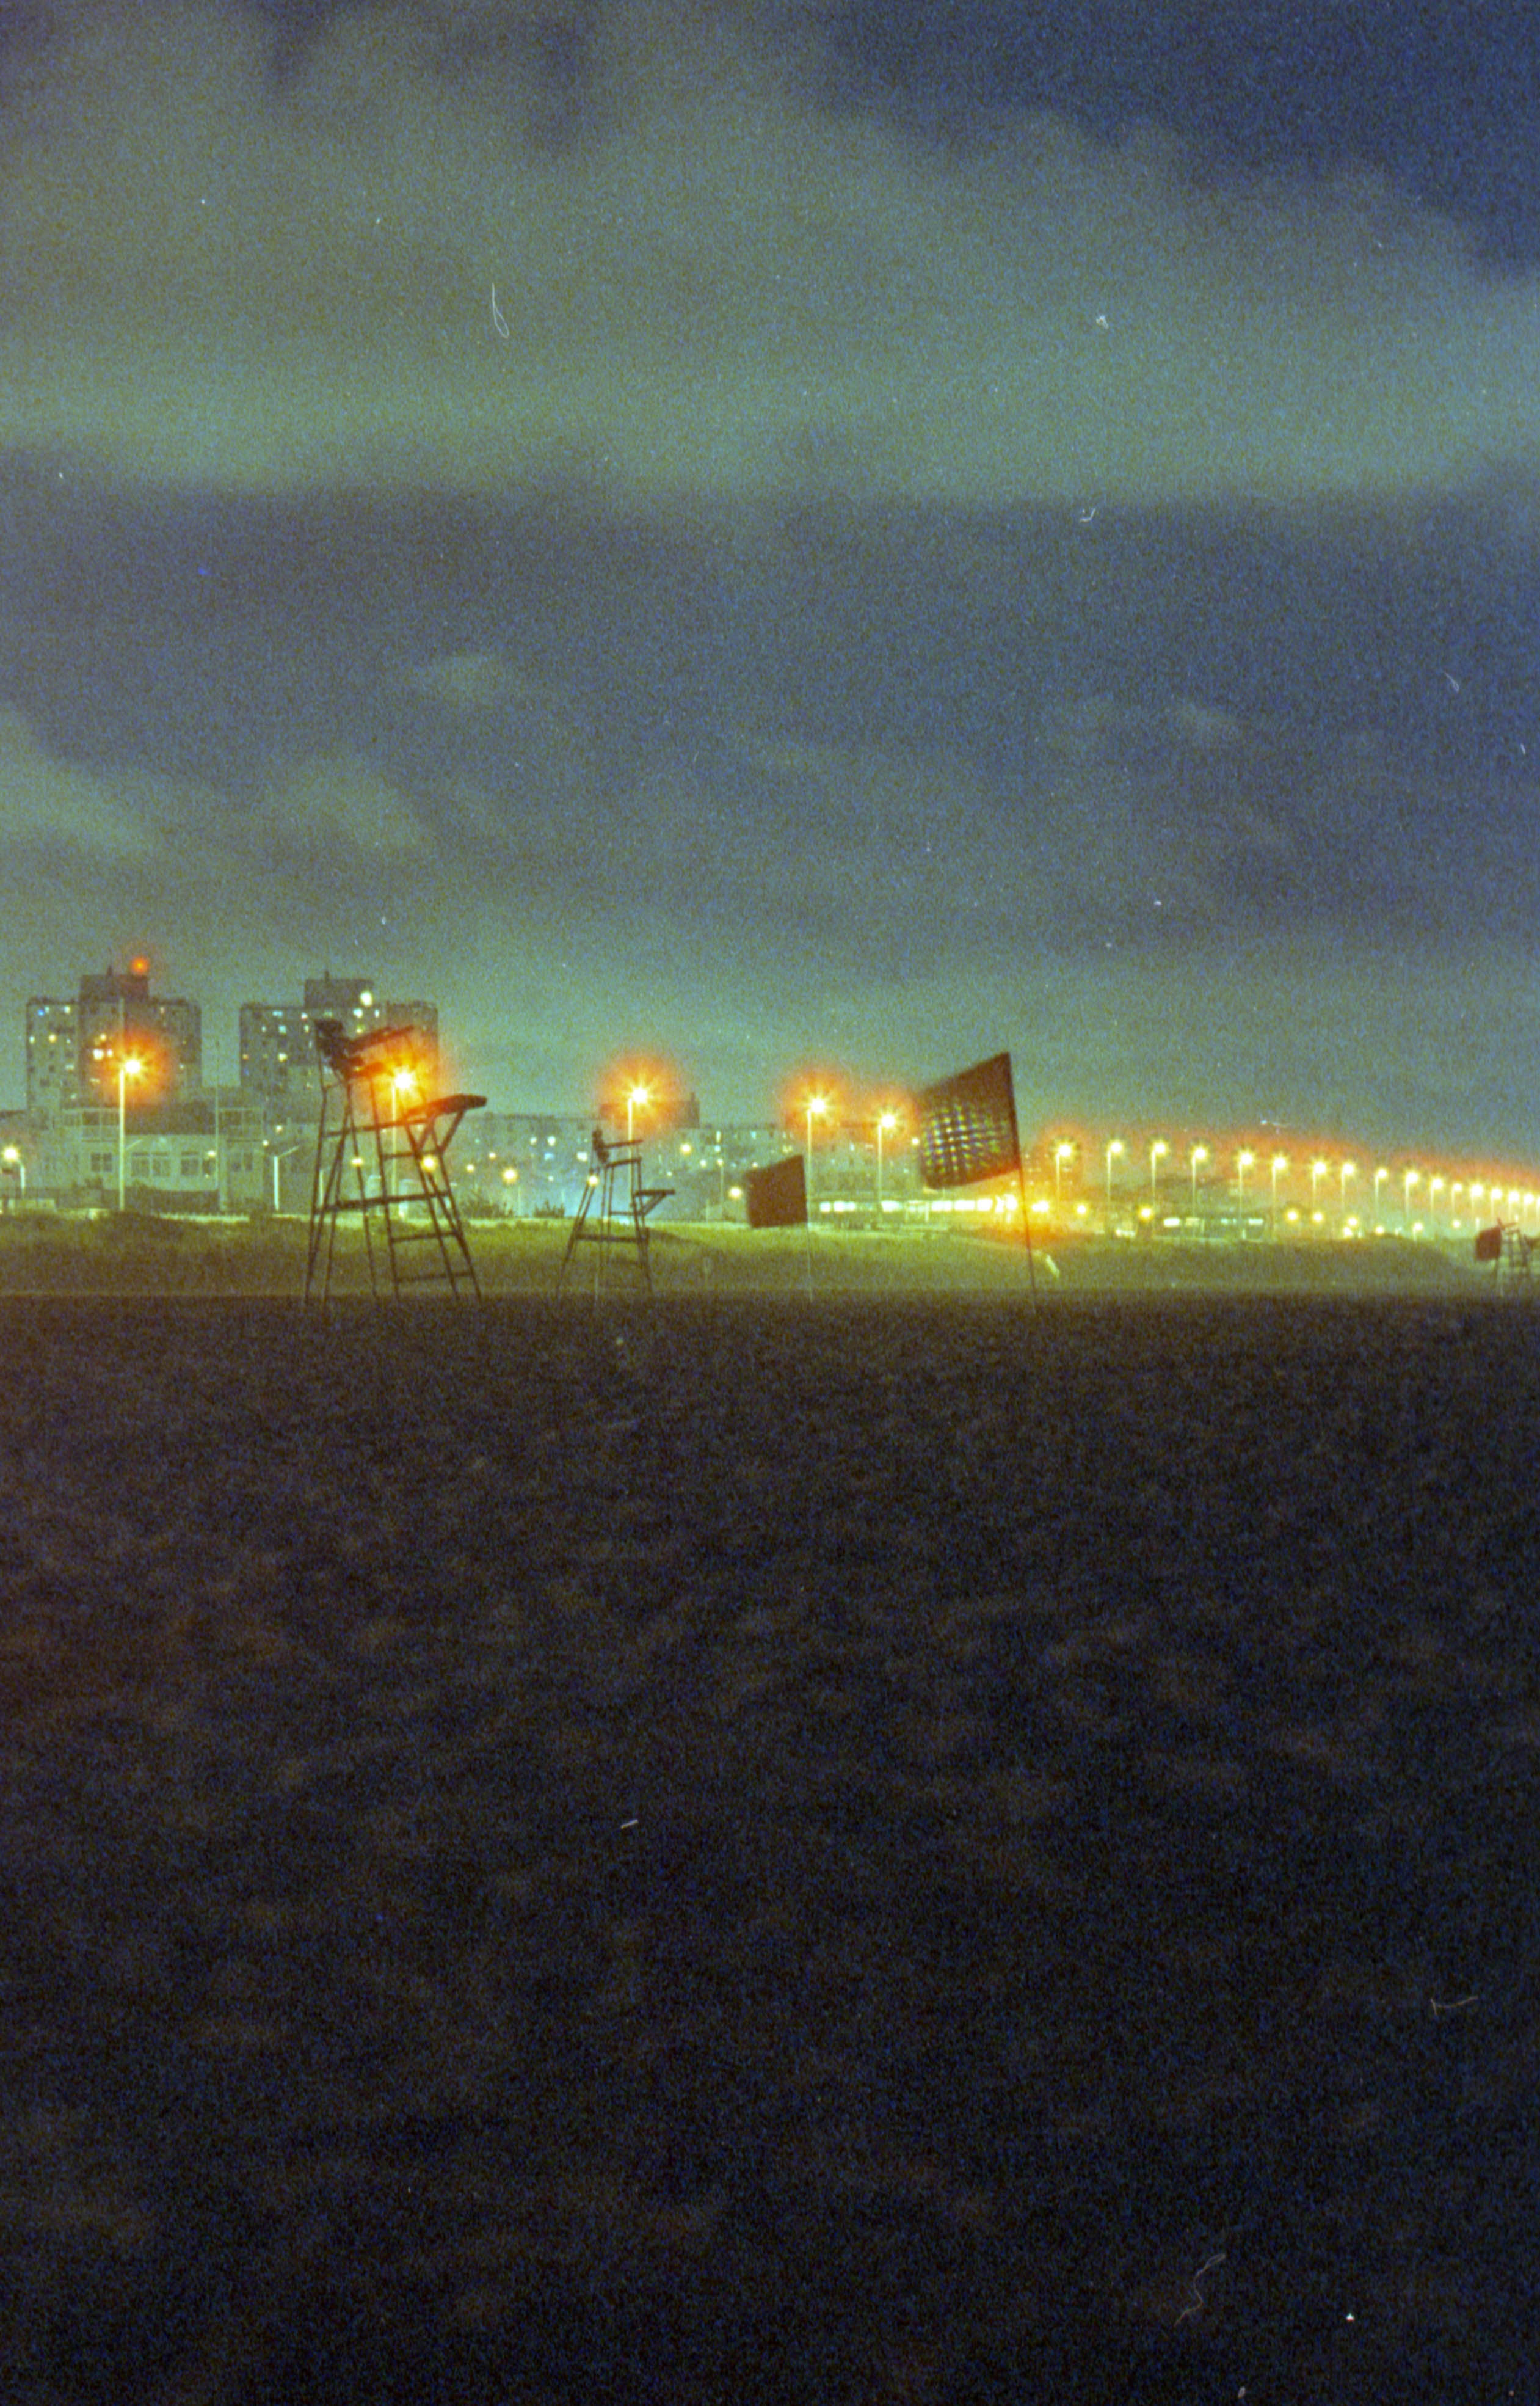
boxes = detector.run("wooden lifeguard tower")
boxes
[303,1018,486,1309]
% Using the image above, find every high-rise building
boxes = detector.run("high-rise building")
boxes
[26,962,202,1124]
[239,975,440,1122]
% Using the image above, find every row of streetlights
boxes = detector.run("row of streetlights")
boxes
[1084,1137,1537,1230]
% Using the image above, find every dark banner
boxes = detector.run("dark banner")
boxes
[746,1153,808,1229]
[918,1052,1020,1192]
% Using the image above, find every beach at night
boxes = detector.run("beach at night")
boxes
[4,1267,1535,2399]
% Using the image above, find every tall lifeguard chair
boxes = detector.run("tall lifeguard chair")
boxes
[303,1018,487,1310]
[559,1128,673,1297]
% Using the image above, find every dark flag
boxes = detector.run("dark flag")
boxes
[918,1052,1022,1191]
[746,1153,808,1229]
[1475,1224,1503,1263]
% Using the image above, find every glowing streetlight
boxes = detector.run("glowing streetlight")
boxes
[1055,1140,1074,1209]
[627,1084,650,1144]
[1105,1137,1125,1211]
[1310,1158,1328,1212]
[1270,1153,1288,1229]
[1340,1161,1357,1220]
[1373,1166,1389,1222]
[1189,1143,1209,1216]
[1,1143,23,1201]
[117,1054,145,1211]
[1149,1139,1168,1203]
[1237,1148,1255,1218]
[876,1109,900,1217]
[1428,1174,1446,1224]
[1403,1167,1420,1228]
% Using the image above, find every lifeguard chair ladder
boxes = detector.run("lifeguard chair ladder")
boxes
[559,1131,673,1297]
[303,1018,487,1310]
[1502,1222,1535,1292]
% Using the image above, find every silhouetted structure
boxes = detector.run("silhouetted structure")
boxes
[303,1018,485,1308]
[558,1132,672,1297]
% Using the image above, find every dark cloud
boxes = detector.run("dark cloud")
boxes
[1,4,1537,1152]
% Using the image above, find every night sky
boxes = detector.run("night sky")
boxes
[3,1,1539,1154]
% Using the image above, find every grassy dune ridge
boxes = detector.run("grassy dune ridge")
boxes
[0,1208,1502,1299]
[2,1285,1536,2399]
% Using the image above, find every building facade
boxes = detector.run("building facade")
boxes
[27,964,203,1123]
[30,1092,266,1212]
[239,975,440,1125]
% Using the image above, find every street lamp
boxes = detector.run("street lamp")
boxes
[1340,1161,1357,1223]
[1403,1167,1420,1228]
[877,1109,899,1219]
[1149,1139,1168,1204]
[1237,1148,1255,1219]
[1105,1138,1125,1212]
[1055,1140,1074,1209]
[627,1084,650,1144]
[1,1143,24,1202]
[1270,1153,1288,1231]
[1373,1166,1389,1222]
[269,1140,304,1212]
[806,1093,829,1221]
[1189,1143,1209,1218]
[117,1054,144,1211]
[1310,1158,1328,1213]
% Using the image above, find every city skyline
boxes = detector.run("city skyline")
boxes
[12,950,1540,1220]
[2,5,1539,1151]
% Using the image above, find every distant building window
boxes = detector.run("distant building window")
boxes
[180,1153,202,1178]
[152,1156,170,1178]
[90,1151,113,1174]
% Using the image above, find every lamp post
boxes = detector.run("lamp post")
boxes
[1310,1158,1328,1215]
[1403,1167,1420,1229]
[269,1141,303,1212]
[1340,1160,1357,1226]
[1105,1138,1125,1215]
[1190,1143,1209,1220]
[627,1084,650,1145]
[1149,1139,1168,1206]
[117,1054,143,1211]
[806,1094,829,1222]
[1,1143,24,1203]
[1428,1175,1446,1226]
[1237,1148,1255,1221]
[1374,1166,1389,1223]
[1054,1140,1074,1211]
[1271,1152,1288,1233]
[877,1110,899,1220]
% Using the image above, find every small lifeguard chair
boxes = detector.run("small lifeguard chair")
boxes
[303,1018,487,1309]
[1475,1221,1535,1294]
[559,1128,673,1297]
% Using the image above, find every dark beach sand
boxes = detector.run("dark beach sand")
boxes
[2,1285,1537,2401]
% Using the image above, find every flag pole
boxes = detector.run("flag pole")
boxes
[1011,1128,1038,1305]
